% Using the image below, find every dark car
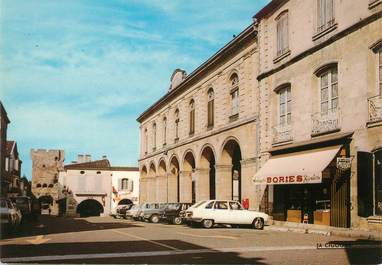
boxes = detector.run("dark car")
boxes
[10,196,31,220]
[162,203,192,225]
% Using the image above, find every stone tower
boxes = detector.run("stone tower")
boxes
[31,149,64,215]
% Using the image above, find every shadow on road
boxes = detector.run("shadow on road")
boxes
[1,215,141,239]
[324,239,382,265]
[1,239,268,264]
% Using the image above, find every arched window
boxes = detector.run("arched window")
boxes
[36,183,41,188]
[121,178,129,190]
[230,73,239,118]
[207,88,214,128]
[163,116,167,146]
[175,109,180,142]
[152,122,157,151]
[42,183,47,188]
[319,67,338,114]
[276,11,289,57]
[48,184,54,188]
[189,99,195,135]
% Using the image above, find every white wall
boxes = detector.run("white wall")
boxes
[111,170,140,214]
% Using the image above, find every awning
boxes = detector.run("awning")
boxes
[253,145,342,185]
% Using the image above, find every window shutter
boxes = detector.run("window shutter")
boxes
[5,157,8,171]
[128,180,134,192]
[357,151,374,217]
[118,179,122,191]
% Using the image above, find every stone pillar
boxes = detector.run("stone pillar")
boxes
[180,170,192,203]
[156,176,167,203]
[167,173,178,202]
[241,158,258,210]
[195,168,209,201]
[146,177,157,202]
[140,178,148,203]
[215,164,232,200]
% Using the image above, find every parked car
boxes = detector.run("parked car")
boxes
[125,203,146,220]
[161,203,193,225]
[141,203,168,223]
[10,196,31,220]
[0,197,22,231]
[185,200,270,229]
[116,204,132,218]
[183,200,207,225]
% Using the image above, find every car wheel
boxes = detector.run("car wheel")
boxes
[202,219,214,229]
[150,215,160,223]
[252,218,264,230]
[173,217,182,225]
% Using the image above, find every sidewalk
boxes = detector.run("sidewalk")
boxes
[265,220,382,240]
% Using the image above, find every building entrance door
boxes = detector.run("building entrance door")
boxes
[330,167,350,228]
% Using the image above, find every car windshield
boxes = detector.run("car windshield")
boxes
[166,203,180,210]
[193,201,206,208]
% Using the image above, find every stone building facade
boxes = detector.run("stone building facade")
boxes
[0,101,11,196]
[253,0,382,230]
[137,26,260,208]
[31,149,65,215]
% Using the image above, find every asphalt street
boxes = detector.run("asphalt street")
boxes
[0,215,381,264]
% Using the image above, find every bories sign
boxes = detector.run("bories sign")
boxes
[253,174,322,185]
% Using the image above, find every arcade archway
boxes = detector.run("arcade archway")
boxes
[76,199,104,217]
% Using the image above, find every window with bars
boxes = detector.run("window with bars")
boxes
[189,100,195,135]
[279,87,292,126]
[317,0,335,33]
[276,11,289,57]
[207,88,214,127]
[320,68,338,113]
[230,74,239,116]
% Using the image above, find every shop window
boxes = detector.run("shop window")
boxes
[316,0,335,33]
[189,99,195,135]
[357,151,374,217]
[276,11,289,58]
[207,88,214,128]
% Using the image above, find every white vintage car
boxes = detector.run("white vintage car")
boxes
[185,200,270,229]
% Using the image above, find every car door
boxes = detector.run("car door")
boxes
[228,201,247,224]
[213,201,230,223]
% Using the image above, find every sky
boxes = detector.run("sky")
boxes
[0,0,270,180]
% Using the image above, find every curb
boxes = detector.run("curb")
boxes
[265,225,382,240]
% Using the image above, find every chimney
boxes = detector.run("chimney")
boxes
[77,154,84,163]
[102,155,107,160]
[85,154,91,162]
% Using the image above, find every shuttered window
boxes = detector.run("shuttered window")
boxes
[152,123,157,151]
[121,178,129,190]
[175,109,179,141]
[279,87,291,126]
[357,151,374,217]
[317,0,335,33]
[163,117,167,145]
[276,12,289,57]
[230,74,239,116]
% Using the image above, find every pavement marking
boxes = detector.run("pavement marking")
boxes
[26,235,51,245]
[3,244,380,263]
[111,229,181,251]
[177,232,238,240]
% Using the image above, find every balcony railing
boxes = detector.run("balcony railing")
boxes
[273,123,293,144]
[368,94,382,123]
[311,107,341,136]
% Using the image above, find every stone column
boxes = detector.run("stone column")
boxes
[140,178,148,203]
[215,164,232,200]
[167,173,178,202]
[180,170,192,203]
[241,158,258,210]
[156,175,167,203]
[195,168,210,201]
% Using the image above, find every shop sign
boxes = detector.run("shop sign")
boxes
[253,174,322,185]
[336,157,352,171]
